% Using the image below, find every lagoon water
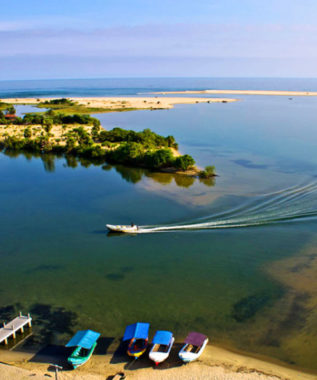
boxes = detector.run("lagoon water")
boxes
[0,78,317,371]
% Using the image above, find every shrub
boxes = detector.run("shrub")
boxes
[175,154,195,171]
[199,165,216,178]
[107,142,144,164]
[91,124,101,139]
[43,118,53,132]
[144,149,175,169]
[43,98,75,106]
[66,136,76,152]
[24,128,32,138]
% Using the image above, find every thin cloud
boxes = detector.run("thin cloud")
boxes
[1,23,317,59]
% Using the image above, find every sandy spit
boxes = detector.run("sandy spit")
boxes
[153,90,317,96]
[0,96,237,110]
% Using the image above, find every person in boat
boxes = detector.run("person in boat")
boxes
[130,222,139,231]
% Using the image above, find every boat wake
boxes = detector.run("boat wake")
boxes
[137,181,317,233]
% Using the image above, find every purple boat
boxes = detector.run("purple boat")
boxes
[178,332,209,363]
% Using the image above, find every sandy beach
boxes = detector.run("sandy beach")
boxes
[0,343,316,380]
[0,96,237,110]
[153,90,317,96]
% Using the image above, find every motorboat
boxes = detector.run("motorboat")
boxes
[65,329,100,369]
[149,330,174,365]
[178,332,208,363]
[106,224,139,233]
[123,322,150,358]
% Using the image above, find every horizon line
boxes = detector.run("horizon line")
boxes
[1,76,317,83]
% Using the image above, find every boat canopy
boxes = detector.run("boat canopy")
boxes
[66,330,100,349]
[185,332,207,346]
[123,322,150,341]
[152,330,173,345]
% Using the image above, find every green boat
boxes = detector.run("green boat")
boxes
[65,329,100,369]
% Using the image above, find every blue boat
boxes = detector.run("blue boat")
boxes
[65,329,100,368]
[123,322,150,358]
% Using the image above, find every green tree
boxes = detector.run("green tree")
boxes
[43,118,53,133]
[175,154,195,170]
[93,119,100,128]
[145,149,174,168]
[91,123,101,140]
[66,136,76,152]
[24,128,32,138]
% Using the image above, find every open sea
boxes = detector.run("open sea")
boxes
[0,78,317,372]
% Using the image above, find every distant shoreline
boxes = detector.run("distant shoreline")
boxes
[152,89,317,96]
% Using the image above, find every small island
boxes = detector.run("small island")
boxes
[0,101,215,177]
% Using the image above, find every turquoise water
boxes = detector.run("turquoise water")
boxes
[0,79,317,370]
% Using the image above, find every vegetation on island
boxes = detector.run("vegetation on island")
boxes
[0,101,12,112]
[0,107,100,127]
[36,98,138,114]
[0,106,200,173]
[199,165,216,178]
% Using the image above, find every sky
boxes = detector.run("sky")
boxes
[1,0,317,80]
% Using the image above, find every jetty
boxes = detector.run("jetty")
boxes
[0,312,32,345]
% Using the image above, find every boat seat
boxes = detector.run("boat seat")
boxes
[152,344,160,352]
[184,344,193,352]
[193,345,200,353]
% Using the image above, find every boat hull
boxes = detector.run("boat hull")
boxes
[106,224,138,233]
[179,338,208,363]
[127,338,148,358]
[149,337,174,364]
[68,342,97,369]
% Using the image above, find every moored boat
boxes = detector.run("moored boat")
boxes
[178,332,208,363]
[65,329,100,369]
[123,322,150,358]
[106,224,139,233]
[149,330,174,365]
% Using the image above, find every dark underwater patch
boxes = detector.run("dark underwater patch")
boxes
[259,330,281,347]
[290,253,317,273]
[233,159,268,169]
[278,293,309,331]
[105,273,125,281]
[258,292,310,349]
[232,293,271,322]
[105,266,134,281]
[25,264,62,274]
[0,304,22,321]
[23,303,78,347]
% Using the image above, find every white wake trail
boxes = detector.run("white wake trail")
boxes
[136,181,317,233]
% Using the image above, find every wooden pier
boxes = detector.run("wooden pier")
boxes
[0,312,32,345]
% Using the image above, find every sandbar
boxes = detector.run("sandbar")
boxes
[0,96,237,111]
[153,90,317,96]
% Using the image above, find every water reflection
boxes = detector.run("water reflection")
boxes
[2,150,215,188]
[41,154,56,173]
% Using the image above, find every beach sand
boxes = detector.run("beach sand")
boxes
[0,344,316,380]
[0,96,237,111]
[153,90,317,96]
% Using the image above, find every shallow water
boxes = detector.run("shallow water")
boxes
[0,79,317,371]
